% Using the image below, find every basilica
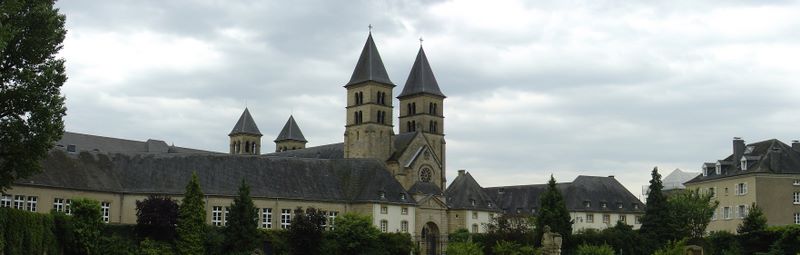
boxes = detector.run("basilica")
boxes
[3,32,644,255]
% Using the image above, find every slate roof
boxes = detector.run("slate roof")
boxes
[229,108,262,136]
[484,176,644,214]
[274,115,307,143]
[445,172,500,211]
[345,33,394,87]
[265,143,344,159]
[18,149,414,205]
[388,132,418,161]
[397,47,445,99]
[408,181,442,195]
[686,139,800,184]
[55,132,215,155]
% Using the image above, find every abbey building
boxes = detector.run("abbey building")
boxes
[2,32,643,255]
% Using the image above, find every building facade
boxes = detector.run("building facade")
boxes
[685,138,800,233]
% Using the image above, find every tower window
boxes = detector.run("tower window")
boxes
[429,103,437,115]
[407,121,412,132]
[245,141,250,153]
[412,102,416,114]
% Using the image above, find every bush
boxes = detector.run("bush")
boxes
[449,228,471,243]
[261,229,290,255]
[139,238,176,255]
[653,239,687,255]
[446,241,484,255]
[72,198,104,255]
[135,195,178,242]
[97,234,137,255]
[379,232,414,255]
[0,207,59,255]
[705,231,739,255]
[575,243,614,255]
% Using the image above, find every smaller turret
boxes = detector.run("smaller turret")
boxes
[229,108,262,155]
[274,115,308,152]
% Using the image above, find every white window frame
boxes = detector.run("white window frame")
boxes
[702,166,708,177]
[281,209,291,229]
[380,206,388,214]
[794,179,800,186]
[223,207,230,226]
[586,214,594,223]
[737,183,748,195]
[401,220,409,233]
[737,205,746,218]
[53,198,64,212]
[380,220,388,233]
[212,206,223,226]
[13,195,24,209]
[472,212,478,219]
[65,199,71,215]
[723,206,731,219]
[327,211,338,230]
[101,202,110,223]
[1,194,12,207]
[261,208,272,229]
[401,207,408,215]
[635,216,642,224]
[602,214,610,224]
[471,224,479,233]
[26,196,37,212]
[715,162,721,175]
[795,213,800,225]
[712,208,717,220]
[619,215,626,224]
[741,158,748,170]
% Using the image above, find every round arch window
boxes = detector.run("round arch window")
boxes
[420,168,432,182]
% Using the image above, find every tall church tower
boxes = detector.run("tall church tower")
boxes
[398,46,446,184]
[274,115,307,152]
[343,32,395,159]
[229,108,262,155]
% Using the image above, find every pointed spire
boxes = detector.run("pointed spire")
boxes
[274,115,307,142]
[346,33,394,87]
[229,108,262,136]
[398,46,445,99]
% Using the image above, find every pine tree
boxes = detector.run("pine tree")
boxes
[176,172,206,255]
[640,167,673,249]
[536,175,573,246]
[737,203,767,234]
[224,178,260,253]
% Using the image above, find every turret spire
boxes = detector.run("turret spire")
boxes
[274,115,307,143]
[397,46,445,99]
[346,33,394,87]
[229,108,262,136]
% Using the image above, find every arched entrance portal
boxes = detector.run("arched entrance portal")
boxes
[421,222,440,255]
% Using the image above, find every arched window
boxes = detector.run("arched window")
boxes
[411,102,416,114]
[354,92,359,105]
[407,103,412,116]
[411,120,416,131]
[245,141,250,153]
[236,141,241,153]
[429,103,434,114]
[429,121,434,133]
[354,112,359,124]
[407,121,412,132]
[381,92,386,105]
[252,143,257,153]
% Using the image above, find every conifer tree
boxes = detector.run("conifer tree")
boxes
[535,175,573,245]
[224,178,260,253]
[640,167,673,249]
[737,203,767,234]
[177,172,206,255]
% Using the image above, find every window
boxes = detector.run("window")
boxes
[381,206,388,214]
[212,206,222,226]
[712,209,718,220]
[472,224,479,233]
[101,202,110,223]
[1,194,11,207]
[708,187,716,197]
[703,166,708,177]
[586,214,594,223]
[420,168,432,182]
[602,214,610,223]
[737,205,747,218]
[224,207,230,226]
[401,220,409,233]
[261,208,272,229]
[27,196,37,212]
[741,158,748,170]
[281,209,291,229]
[472,212,478,219]
[794,192,800,204]
[401,207,408,215]
[715,162,721,175]
[379,191,385,199]
[400,194,406,200]
[380,220,388,233]
[489,213,495,219]
[470,199,476,207]
[617,203,623,209]
[14,195,24,209]
[65,199,71,215]
[794,179,800,186]
[583,201,591,208]
[795,213,800,225]
[736,183,748,195]
[53,198,65,212]
[328,211,338,230]
[723,207,731,219]
[633,203,640,210]
[635,216,642,224]
[619,215,626,224]
[601,202,607,208]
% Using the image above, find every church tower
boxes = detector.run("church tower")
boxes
[274,115,307,152]
[229,108,262,155]
[398,46,447,184]
[343,32,395,159]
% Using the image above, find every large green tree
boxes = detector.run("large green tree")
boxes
[71,198,103,255]
[176,172,206,255]
[223,179,260,253]
[737,202,767,234]
[288,207,327,255]
[535,175,573,246]
[640,167,673,249]
[0,0,68,192]
[668,189,718,239]
[136,195,179,242]
[328,213,381,255]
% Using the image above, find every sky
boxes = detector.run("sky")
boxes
[54,0,800,198]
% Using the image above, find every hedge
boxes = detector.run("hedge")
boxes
[0,207,59,255]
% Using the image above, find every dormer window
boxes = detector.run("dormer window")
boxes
[633,204,640,210]
[741,157,748,171]
[470,199,476,206]
[400,193,406,200]
[617,203,623,209]
[794,179,800,186]
[715,162,721,175]
[487,202,493,208]
[583,201,591,208]
[601,202,607,208]
[703,165,708,177]
[498,188,505,194]
[379,191,385,199]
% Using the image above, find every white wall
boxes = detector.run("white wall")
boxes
[570,211,642,233]
[372,204,416,235]
[465,210,495,233]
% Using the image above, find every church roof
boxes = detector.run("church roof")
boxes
[345,33,394,87]
[408,181,442,195]
[397,47,445,99]
[55,131,215,155]
[229,108,262,136]
[445,171,500,211]
[19,149,414,205]
[274,115,307,143]
[388,132,418,161]
[265,143,344,159]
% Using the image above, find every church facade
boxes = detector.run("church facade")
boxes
[3,32,643,255]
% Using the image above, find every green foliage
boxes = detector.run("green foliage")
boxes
[97,234,137,255]
[765,225,800,255]
[478,213,535,255]
[652,239,687,255]
[72,198,104,255]
[569,222,648,255]
[492,240,535,255]
[640,167,674,250]
[136,195,178,242]
[260,229,289,255]
[0,0,68,192]
[223,179,260,253]
[668,188,718,239]
[176,172,206,255]
[378,232,414,255]
[0,207,59,255]
[288,207,327,255]
[705,231,739,255]
[575,243,614,255]
[327,213,381,255]
[446,241,484,255]
[449,228,471,243]
[203,226,226,255]
[139,238,176,255]
[535,175,573,246]
[737,203,767,235]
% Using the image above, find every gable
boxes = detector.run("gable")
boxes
[416,194,447,210]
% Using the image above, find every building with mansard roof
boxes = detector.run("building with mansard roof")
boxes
[2,32,644,255]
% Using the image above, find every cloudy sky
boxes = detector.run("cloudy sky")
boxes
[55,0,800,197]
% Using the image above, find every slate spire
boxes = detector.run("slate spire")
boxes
[398,46,445,98]
[229,108,262,136]
[346,32,394,87]
[274,115,307,142]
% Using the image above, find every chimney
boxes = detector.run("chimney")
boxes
[792,140,800,152]
[733,137,745,166]
[458,169,466,176]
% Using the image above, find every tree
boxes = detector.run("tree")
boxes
[535,175,573,246]
[71,198,103,255]
[223,178,260,253]
[288,207,327,255]
[446,241,484,255]
[136,195,179,242]
[176,172,206,255]
[668,189,718,239]
[328,213,381,255]
[0,0,68,192]
[640,167,673,248]
[737,202,767,234]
